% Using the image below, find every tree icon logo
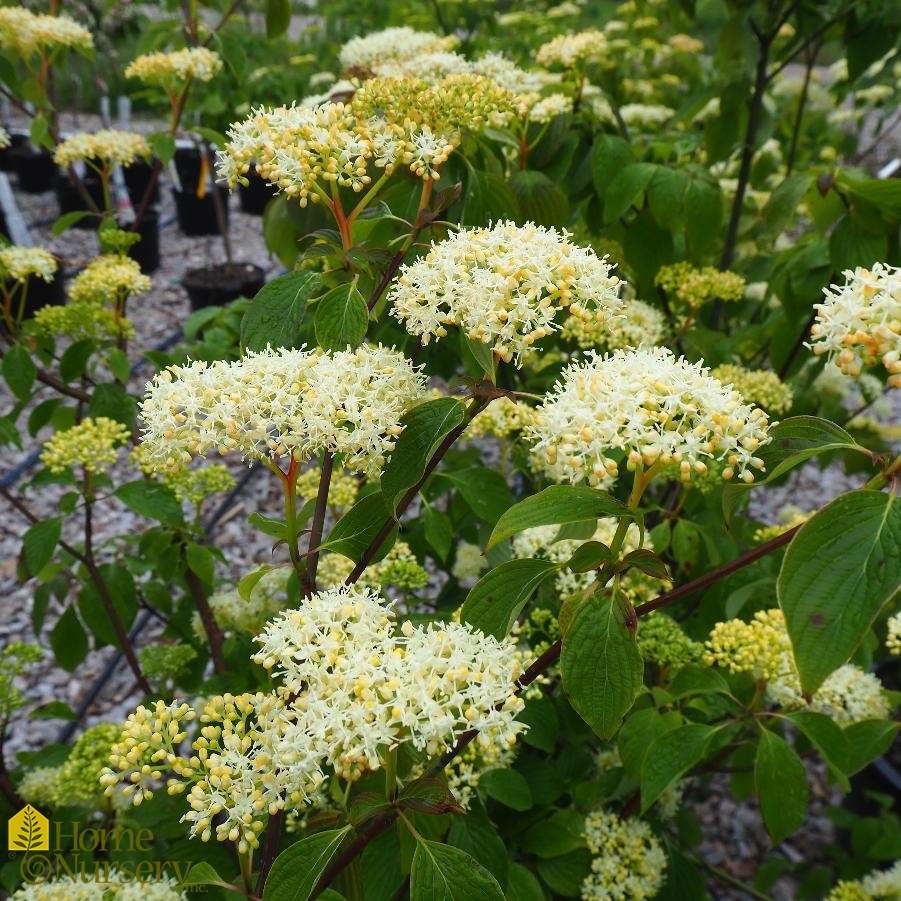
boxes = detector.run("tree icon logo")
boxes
[8,806,49,851]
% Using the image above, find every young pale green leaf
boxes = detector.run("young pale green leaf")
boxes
[238,565,276,601]
[461,333,496,380]
[247,512,289,541]
[263,826,351,901]
[561,594,644,740]
[480,768,533,811]
[640,723,713,811]
[486,485,629,551]
[4,344,36,401]
[778,490,901,693]
[241,270,321,352]
[51,210,91,236]
[381,399,467,513]
[22,517,62,577]
[149,133,176,165]
[314,282,369,351]
[114,481,184,526]
[320,491,394,562]
[410,840,505,901]
[459,558,558,639]
[755,730,809,845]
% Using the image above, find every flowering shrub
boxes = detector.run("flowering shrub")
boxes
[1,1,900,900]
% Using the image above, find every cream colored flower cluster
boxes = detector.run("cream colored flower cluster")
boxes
[0,7,93,56]
[467,396,536,439]
[561,297,668,352]
[338,26,458,71]
[11,872,189,901]
[620,103,676,127]
[197,568,294,640]
[41,417,131,475]
[296,465,359,514]
[528,347,771,487]
[0,246,57,283]
[139,344,425,477]
[536,30,607,69]
[706,609,891,724]
[752,506,810,543]
[253,584,525,779]
[655,262,746,312]
[216,102,406,205]
[581,808,667,901]
[827,861,901,901]
[124,47,222,86]
[809,263,901,387]
[69,254,151,305]
[471,52,554,96]
[373,51,470,81]
[389,221,624,365]
[528,93,574,123]
[710,364,794,416]
[54,129,150,168]
[34,302,135,343]
[164,463,235,507]
[887,612,901,656]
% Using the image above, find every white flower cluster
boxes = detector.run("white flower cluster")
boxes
[53,130,150,167]
[0,246,58,283]
[375,51,471,81]
[471,52,554,96]
[11,872,188,901]
[561,297,668,351]
[338,27,458,70]
[536,30,607,69]
[0,7,93,56]
[619,103,675,127]
[139,344,425,477]
[809,263,901,387]
[528,347,772,487]
[389,221,624,365]
[827,860,901,900]
[528,93,574,123]
[581,808,667,901]
[124,47,222,85]
[253,584,526,780]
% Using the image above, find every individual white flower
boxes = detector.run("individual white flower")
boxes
[808,263,901,387]
[581,808,667,900]
[338,27,458,70]
[389,221,624,366]
[139,344,425,476]
[528,346,772,487]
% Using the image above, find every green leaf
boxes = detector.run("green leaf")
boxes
[759,176,811,243]
[3,345,36,401]
[516,696,559,752]
[455,168,519,227]
[622,548,670,581]
[460,558,558,639]
[238,565,276,601]
[180,862,231,888]
[248,512,289,541]
[424,506,453,562]
[647,167,689,231]
[487,485,629,550]
[506,863,545,901]
[29,700,77,720]
[186,543,216,585]
[829,214,889,273]
[480,768,533,811]
[398,778,463,815]
[591,133,634,198]
[640,724,713,811]
[604,163,656,224]
[50,606,89,671]
[59,340,95,382]
[381,399,467,513]
[107,348,131,384]
[435,468,512,524]
[320,491,393,562]
[561,594,644,740]
[88,382,136,428]
[844,719,900,776]
[149,133,176,166]
[755,730,809,844]
[264,0,291,39]
[565,541,612,573]
[460,333,496,380]
[30,114,50,150]
[446,799,508,885]
[535,849,592,896]
[788,711,849,786]
[778,490,901,693]
[51,210,91,236]
[314,283,369,351]
[667,665,730,699]
[263,826,351,901]
[410,840,505,901]
[114,481,184,526]
[685,178,723,260]
[22,517,61,577]
[241,270,321,352]
[509,169,568,227]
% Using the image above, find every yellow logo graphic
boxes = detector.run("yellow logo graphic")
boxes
[8,806,49,852]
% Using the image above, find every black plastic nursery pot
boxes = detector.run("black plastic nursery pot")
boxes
[172,186,229,236]
[55,173,106,230]
[124,158,160,208]
[238,168,278,215]
[126,209,160,275]
[4,270,66,324]
[14,148,59,193]
[173,146,205,192]
[0,132,28,172]
[182,262,264,311]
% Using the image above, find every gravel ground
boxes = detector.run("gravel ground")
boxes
[1,110,899,899]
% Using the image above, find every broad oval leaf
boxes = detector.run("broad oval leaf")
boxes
[3,344,36,400]
[460,558,558,639]
[778,489,901,693]
[241,270,321,352]
[320,491,395,562]
[487,485,630,551]
[263,826,351,901]
[640,723,713,812]
[314,282,369,351]
[561,594,644,740]
[114,480,184,526]
[410,840,505,901]
[755,730,809,845]
[509,169,568,227]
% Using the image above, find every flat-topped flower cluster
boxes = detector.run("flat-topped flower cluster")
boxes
[53,129,150,168]
[124,46,222,86]
[0,7,93,56]
[139,344,425,476]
